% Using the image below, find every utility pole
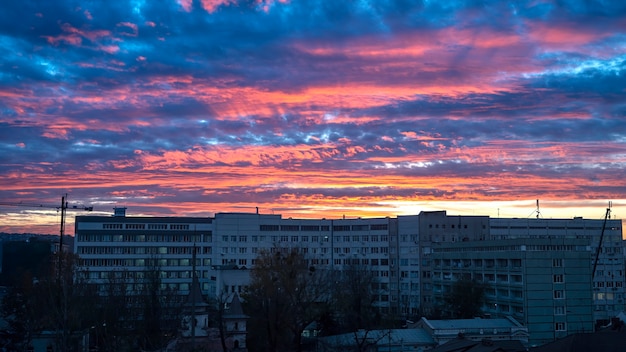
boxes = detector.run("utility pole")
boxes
[58,194,67,280]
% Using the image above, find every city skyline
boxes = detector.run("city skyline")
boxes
[1,1,625,234]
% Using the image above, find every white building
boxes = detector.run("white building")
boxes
[73,208,624,336]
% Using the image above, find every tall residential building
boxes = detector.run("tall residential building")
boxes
[399,211,490,314]
[489,216,624,324]
[430,238,594,346]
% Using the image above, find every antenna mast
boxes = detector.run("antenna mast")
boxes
[535,199,541,219]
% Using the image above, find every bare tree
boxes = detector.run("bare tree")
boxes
[331,263,392,351]
[135,258,182,351]
[90,269,135,351]
[244,248,331,352]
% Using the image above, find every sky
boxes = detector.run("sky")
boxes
[1,0,625,235]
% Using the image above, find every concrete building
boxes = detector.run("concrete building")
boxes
[489,217,624,325]
[73,208,623,345]
[430,238,594,346]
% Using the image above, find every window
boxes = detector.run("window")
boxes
[553,259,563,267]
[260,224,279,231]
[554,306,565,315]
[555,322,566,331]
[554,290,565,299]
[553,274,564,283]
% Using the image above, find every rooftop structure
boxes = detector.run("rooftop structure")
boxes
[416,316,528,345]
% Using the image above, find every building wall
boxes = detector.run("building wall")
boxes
[489,217,625,323]
[430,238,594,346]
[409,211,490,314]
[74,209,623,344]
[74,215,214,293]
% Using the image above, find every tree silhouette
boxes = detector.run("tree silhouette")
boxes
[443,278,486,319]
[244,248,331,352]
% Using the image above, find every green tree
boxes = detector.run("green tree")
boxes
[443,278,486,318]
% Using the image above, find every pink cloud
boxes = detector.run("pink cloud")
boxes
[177,0,193,12]
[200,0,237,13]
[43,23,111,48]
[117,22,139,36]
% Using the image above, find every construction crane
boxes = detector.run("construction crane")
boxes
[592,202,612,279]
[0,194,93,276]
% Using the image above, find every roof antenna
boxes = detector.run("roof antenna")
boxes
[528,199,542,219]
[536,199,542,219]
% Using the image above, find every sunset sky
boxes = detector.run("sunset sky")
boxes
[1,0,625,235]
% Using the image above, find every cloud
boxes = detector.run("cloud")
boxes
[0,0,625,233]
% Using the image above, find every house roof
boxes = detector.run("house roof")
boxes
[420,317,523,331]
[185,272,209,308]
[429,337,527,352]
[224,293,247,319]
[530,329,626,352]
[318,328,436,347]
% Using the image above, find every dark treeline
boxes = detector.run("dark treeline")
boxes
[1,244,480,352]
[1,248,182,352]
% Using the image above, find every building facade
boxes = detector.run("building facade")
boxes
[489,216,624,324]
[74,208,624,344]
[430,238,594,346]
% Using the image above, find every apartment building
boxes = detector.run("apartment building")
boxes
[430,238,594,346]
[74,210,214,292]
[489,217,624,324]
[399,212,490,314]
[74,208,624,343]
[74,210,400,313]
